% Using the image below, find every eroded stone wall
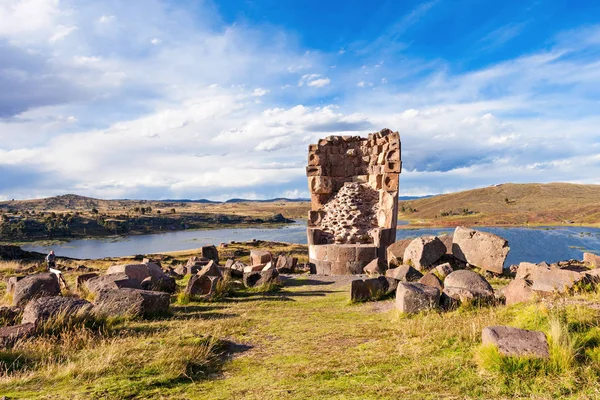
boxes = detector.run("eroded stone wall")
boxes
[307,129,401,274]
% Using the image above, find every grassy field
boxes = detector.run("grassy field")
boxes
[400,183,600,227]
[0,248,599,399]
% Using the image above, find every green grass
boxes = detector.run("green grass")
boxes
[0,276,598,399]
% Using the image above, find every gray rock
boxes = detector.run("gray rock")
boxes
[530,268,584,294]
[93,288,170,318]
[141,276,177,293]
[276,256,297,274]
[395,283,440,313]
[22,296,93,325]
[185,275,220,297]
[0,323,35,347]
[482,325,549,359]
[250,250,272,265]
[385,265,423,282]
[145,262,167,278]
[386,238,414,266]
[452,226,510,274]
[501,278,535,305]
[433,263,453,280]
[106,264,150,284]
[363,259,383,276]
[75,273,98,293]
[12,273,61,307]
[6,276,25,296]
[196,260,223,279]
[418,273,443,291]
[200,245,219,262]
[515,262,548,280]
[84,273,141,295]
[583,252,600,267]
[350,277,389,302]
[444,270,494,302]
[0,306,21,326]
[438,235,454,255]
[403,236,446,271]
[243,269,279,288]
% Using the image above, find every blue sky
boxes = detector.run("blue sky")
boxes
[1,0,600,201]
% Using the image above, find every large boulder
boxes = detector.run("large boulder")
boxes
[386,238,414,266]
[196,260,222,279]
[385,265,423,282]
[583,252,600,267]
[141,276,177,293]
[363,259,383,276]
[84,273,141,296]
[501,278,536,305]
[438,235,454,255]
[243,269,279,288]
[106,264,150,284]
[482,326,549,359]
[6,276,25,295]
[250,250,272,266]
[350,277,389,302]
[515,262,547,280]
[0,323,35,347]
[75,273,98,292]
[22,296,93,325]
[145,262,167,278]
[12,273,61,307]
[93,288,170,318]
[0,306,21,326]
[452,227,509,274]
[418,273,443,291]
[444,270,494,302]
[529,268,584,294]
[395,283,440,314]
[185,275,220,297]
[433,263,453,280]
[276,256,297,274]
[200,245,219,262]
[403,236,446,271]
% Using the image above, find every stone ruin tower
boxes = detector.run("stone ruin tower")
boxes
[306,128,401,275]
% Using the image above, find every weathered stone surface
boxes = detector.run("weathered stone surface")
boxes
[452,227,510,274]
[243,269,280,288]
[418,273,443,291]
[6,276,25,295]
[515,262,545,280]
[145,262,167,278]
[244,264,265,273]
[275,256,297,274]
[501,278,536,305]
[350,277,389,302]
[482,326,549,359]
[444,270,494,302]
[250,250,272,266]
[13,273,61,307]
[363,259,383,275]
[433,263,453,280]
[403,236,446,271]
[262,261,276,272]
[395,283,440,313]
[583,252,600,267]
[0,323,35,347]
[22,296,93,325]
[385,265,423,282]
[75,273,98,292]
[200,245,219,262]
[386,238,413,266]
[84,273,141,295]
[530,268,584,294]
[185,275,220,297]
[106,264,150,284]
[196,260,222,279]
[141,276,177,293]
[227,261,245,278]
[438,235,453,255]
[94,289,170,318]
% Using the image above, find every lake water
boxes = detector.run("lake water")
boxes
[22,221,600,266]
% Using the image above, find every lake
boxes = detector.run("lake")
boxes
[22,221,600,266]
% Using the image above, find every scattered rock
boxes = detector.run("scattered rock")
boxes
[22,296,93,325]
[501,278,536,305]
[75,273,98,293]
[250,250,272,266]
[145,262,167,278]
[515,262,548,280]
[438,235,454,255]
[12,273,61,307]
[395,282,440,313]
[262,261,276,272]
[386,238,413,266]
[433,263,453,280]
[106,264,150,284]
[196,260,223,279]
[363,259,383,275]
[93,288,170,318]
[141,276,177,293]
[200,245,219,262]
[0,306,21,326]
[403,236,446,271]
[530,268,584,294]
[482,326,549,359]
[0,323,35,347]
[6,276,25,296]
[243,269,279,288]
[350,277,389,301]
[185,275,220,297]
[385,265,423,282]
[418,273,443,291]
[276,256,297,274]
[84,273,141,296]
[452,226,510,274]
[444,270,494,302]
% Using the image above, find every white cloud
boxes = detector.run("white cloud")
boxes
[308,78,330,88]
[251,88,269,97]
[150,38,161,45]
[99,15,115,24]
[49,24,77,42]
